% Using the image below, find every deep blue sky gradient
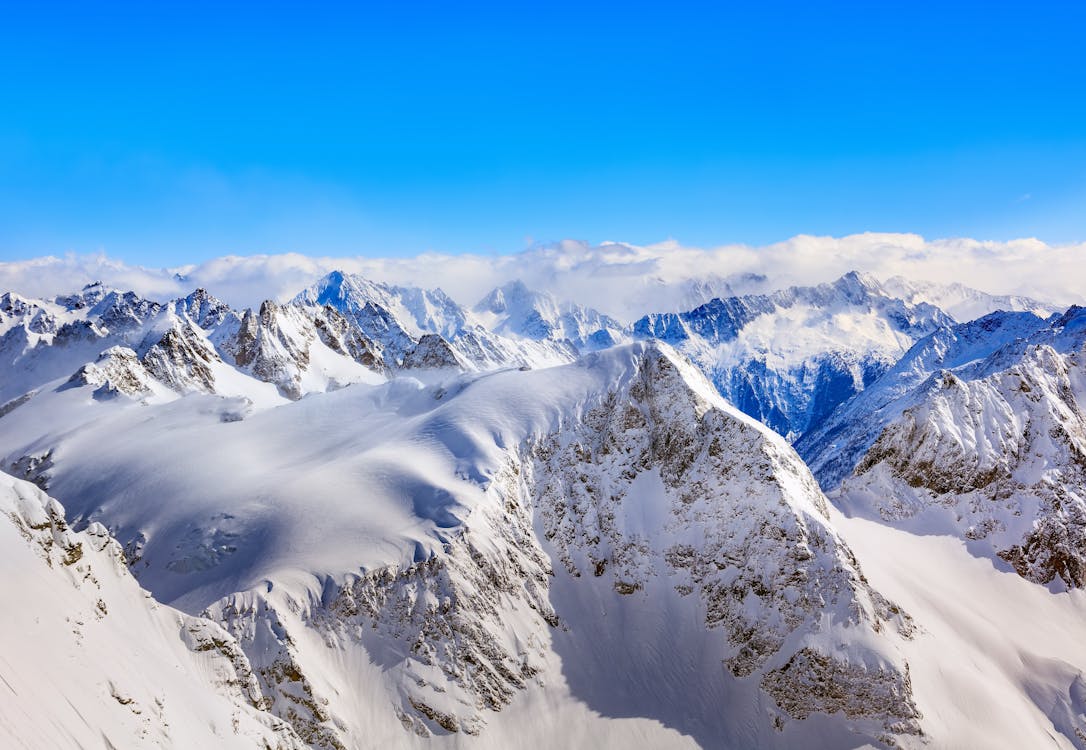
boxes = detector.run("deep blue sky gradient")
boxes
[2,1,1085,263]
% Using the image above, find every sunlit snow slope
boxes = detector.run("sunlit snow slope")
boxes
[0,473,308,750]
[2,342,920,749]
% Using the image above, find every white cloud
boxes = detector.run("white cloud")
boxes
[2,233,1084,322]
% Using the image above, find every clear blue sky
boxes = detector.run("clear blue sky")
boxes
[2,1,1084,264]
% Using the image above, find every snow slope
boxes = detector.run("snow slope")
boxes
[0,473,307,750]
[827,306,1086,590]
[0,342,919,749]
[833,508,1086,750]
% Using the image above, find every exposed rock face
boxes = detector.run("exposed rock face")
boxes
[1,291,59,334]
[92,290,164,333]
[3,272,597,410]
[225,301,313,399]
[208,462,554,743]
[140,318,221,394]
[297,270,587,371]
[799,310,1049,490]
[69,345,155,398]
[6,474,95,570]
[528,348,918,730]
[222,300,386,399]
[837,307,1086,589]
[210,595,352,750]
[187,344,920,747]
[400,333,468,370]
[293,270,427,364]
[2,281,391,407]
[178,617,269,711]
[312,305,386,375]
[54,280,110,310]
[762,649,918,732]
[0,285,166,403]
[172,287,240,330]
[59,312,225,399]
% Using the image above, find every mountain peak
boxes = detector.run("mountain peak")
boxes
[473,280,621,352]
[881,275,1058,322]
[173,287,236,330]
[55,281,112,310]
[831,270,883,301]
[478,286,506,313]
[400,333,469,370]
[1053,304,1086,328]
[297,270,385,309]
[839,269,878,285]
[474,279,537,315]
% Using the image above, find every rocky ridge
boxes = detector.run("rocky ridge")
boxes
[165,344,924,747]
[834,306,1086,589]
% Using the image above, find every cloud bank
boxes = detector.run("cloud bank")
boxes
[2,233,1083,321]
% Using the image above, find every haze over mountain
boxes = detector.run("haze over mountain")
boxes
[2,233,1083,318]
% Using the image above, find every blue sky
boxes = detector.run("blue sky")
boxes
[1,1,1084,264]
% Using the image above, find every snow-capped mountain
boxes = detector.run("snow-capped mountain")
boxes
[669,273,772,312]
[220,300,387,400]
[797,309,1051,489]
[882,276,1057,323]
[293,270,445,363]
[9,267,1086,749]
[295,271,581,370]
[632,271,951,441]
[473,279,626,351]
[0,282,389,408]
[2,272,611,419]
[3,270,961,442]
[818,305,1086,590]
[172,286,242,330]
[0,342,921,748]
[0,283,165,403]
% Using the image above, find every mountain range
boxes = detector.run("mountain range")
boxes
[3,268,1086,749]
